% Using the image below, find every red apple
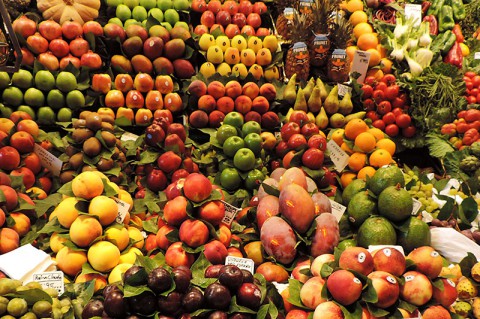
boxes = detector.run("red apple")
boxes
[146,169,168,192]
[326,269,363,306]
[0,146,21,171]
[307,134,327,151]
[287,133,307,151]
[280,122,301,142]
[9,131,35,154]
[289,110,309,127]
[301,148,325,170]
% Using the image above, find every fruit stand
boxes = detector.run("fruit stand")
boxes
[0,0,480,317]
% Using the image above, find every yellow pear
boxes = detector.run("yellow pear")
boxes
[323,85,339,115]
[293,88,308,112]
[316,78,328,101]
[302,78,315,101]
[308,86,322,113]
[283,73,297,105]
[315,107,329,130]
[338,92,353,115]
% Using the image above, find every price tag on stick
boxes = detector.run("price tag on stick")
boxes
[113,198,130,223]
[225,256,255,274]
[32,271,64,295]
[327,140,349,172]
[404,4,422,27]
[350,50,371,84]
[33,144,62,176]
[221,201,241,226]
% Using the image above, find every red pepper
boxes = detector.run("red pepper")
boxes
[462,128,479,146]
[422,1,432,14]
[441,123,457,137]
[452,24,464,42]
[444,41,463,68]
[422,15,439,35]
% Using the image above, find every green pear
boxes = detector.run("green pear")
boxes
[315,107,329,130]
[345,111,367,122]
[283,73,297,105]
[293,88,308,112]
[323,85,339,115]
[308,86,322,113]
[285,107,294,122]
[302,77,315,101]
[338,92,353,115]
[329,113,345,128]
[316,77,328,101]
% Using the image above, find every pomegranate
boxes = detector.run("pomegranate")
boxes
[69,37,89,57]
[38,20,62,41]
[17,47,35,66]
[12,16,36,39]
[80,51,102,69]
[82,21,103,36]
[62,21,83,40]
[49,39,70,58]
[26,33,49,54]
[60,54,81,69]
[38,51,59,71]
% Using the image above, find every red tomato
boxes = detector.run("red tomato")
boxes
[466,81,474,90]
[377,100,392,115]
[392,97,405,108]
[402,125,416,138]
[373,90,385,103]
[458,110,466,118]
[456,122,469,133]
[395,113,411,128]
[473,75,480,87]
[385,124,399,137]
[375,82,387,92]
[470,121,480,131]
[392,107,403,117]
[363,98,375,111]
[372,119,386,130]
[465,71,476,78]
[384,85,400,101]
[381,74,396,86]
[464,76,472,82]
[477,92,480,102]
[366,110,380,121]
[467,96,477,104]
[382,112,396,125]
[470,88,479,97]
[361,85,374,99]
[364,76,377,86]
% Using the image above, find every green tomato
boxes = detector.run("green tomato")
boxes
[233,147,256,171]
[216,124,238,146]
[220,167,242,191]
[223,111,244,128]
[241,120,261,137]
[245,169,265,190]
[244,132,262,156]
[223,135,245,158]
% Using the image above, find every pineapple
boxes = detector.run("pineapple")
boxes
[327,15,353,83]
[275,0,299,39]
[309,0,339,67]
[285,11,312,82]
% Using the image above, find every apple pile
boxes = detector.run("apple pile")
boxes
[104,23,195,79]
[187,79,279,129]
[13,16,103,71]
[281,245,457,319]
[440,108,480,149]
[192,0,269,37]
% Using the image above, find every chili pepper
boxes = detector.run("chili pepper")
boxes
[451,0,466,20]
[432,30,456,55]
[444,41,463,68]
[462,128,479,146]
[422,1,431,14]
[452,24,464,42]
[423,15,439,35]
[439,5,455,32]
[427,0,444,16]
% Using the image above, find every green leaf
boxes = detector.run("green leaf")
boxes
[426,133,455,158]
[286,279,309,310]
[6,289,52,305]
[338,302,363,319]
[81,263,101,275]
[362,278,378,303]
[38,217,66,235]
[320,262,334,278]
[459,196,478,224]
[397,300,417,313]
[143,218,159,235]
[102,178,119,197]
[366,303,390,318]
[190,252,212,280]
[124,267,148,286]
[460,252,477,276]
[260,182,280,197]
[33,193,63,217]
[257,304,269,319]
[227,296,257,314]
[137,149,160,164]
[191,277,217,289]
[57,181,75,197]
[123,285,154,298]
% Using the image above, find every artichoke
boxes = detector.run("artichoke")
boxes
[471,141,480,157]
[460,155,480,172]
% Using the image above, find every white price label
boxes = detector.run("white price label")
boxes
[337,83,352,98]
[32,271,64,295]
[404,4,422,26]
[33,144,62,176]
[475,52,480,60]
[121,132,139,142]
[113,198,130,223]
[274,132,281,139]
[225,256,255,274]
[327,139,349,172]
[412,198,422,215]
[329,199,346,222]
[350,50,371,84]
[221,200,241,226]
[183,115,188,126]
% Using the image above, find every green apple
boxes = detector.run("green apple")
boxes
[124,19,141,27]
[47,89,65,109]
[0,105,13,118]
[17,105,36,120]
[241,120,261,137]
[149,8,164,22]
[116,4,132,21]
[35,70,55,91]
[57,108,73,122]
[220,167,242,191]
[244,132,262,156]
[11,69,32,89]
[108,17,124,26]
[161,22,172,31]
[132,6,148,21]
[56,71,77,93]
[37,106,56,125]
[233,148,256,171]
[216,124,238,146]
[157,0,173,10]
[223,136,245,158]
[24,88,45,108]
[223,111,244,128]
[66,90,85,109]
[106,0,123,7]
[0,71,10,90]
[2,87,23,107]
[123,0,139,8]
[173,0,190,10]
[174,21,189,30]
[245,169,265,190]
[140,0,157,9]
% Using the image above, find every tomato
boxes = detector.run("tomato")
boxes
[456,121,469,134]
[364,76,377,86]
[466,80,474,90]
[392,107,403,117]
[471,88,479,97]
[363,98,375,111]
[467,96,477,104]
[372,119,385,130]
[392,97,405,108]
[375,82,388,92]
[361,85,374,99]
[373,90,385,103]
[366,110,380,121]
[401,125,416,138]
[465,71,476,78]
[458,110,466,118]
[382,112,396,125]
[470,121,480,131]
[477,92,480,102]
[395,113,411,128]
[381,74,396,86]
[464,76,472,82]
[473,75,480,87]
[384,84,399,101]
[385,124,399,137]
[377,100,392,115]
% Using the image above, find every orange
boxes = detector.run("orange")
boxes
[345,119,369,140]
[376,138,396,156]
[366,48,381,67]
[341,142,353,154]
[366,68,384,81]
[368,127,385,141]
[345,0,364,13]
[357,33,378,50]
[357,166,376,180]
[354,131,376,153]
[377,44,387,58]
[340,172,357,188]
[331,128,345,146]
[346,46,358,63]
[348,152,367,172]
[349,10,368,26]
[369,149,393,168]
[353,22,373,39]
[380,58,393,74]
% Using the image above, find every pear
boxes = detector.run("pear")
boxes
[315,107,329,130]
[329,113,345,128]
[345,111,366,122]
[302,77,315,101]
[293,88,308,112]
[308,86,322,113]
[283,73,297,105]
[307,112,315,123]
[316,78,328,101]
[323,85,339,115]
[285,107,294,122]
[338,92,353,115]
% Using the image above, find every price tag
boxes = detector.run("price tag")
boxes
[274,132,281,139]
[412,198,422,215]
[350,50,371,84]
[183,115,188,126]
[113,198,130,223]
[121,132,139,142]
[141,231,148,239]
[337,83,352,98]
[225,256,255,274]
[221,200,241,226]
[329,199,346,222]
[32,271,64,295]
[327,139,349,172]
[368,245,405,256]
[33,144,62,176]
[404,4,422,27]
[475,52,480,60]
[421,211,434,223]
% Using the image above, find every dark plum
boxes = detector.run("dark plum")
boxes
[157,291,184,316]
[104,290,128,318]
[123,265,148,286]
[129,291,157,316]
[218,265,243,291]
[237,283,262,310]
[102,284,121,298]
[205,264,223,278]
[241,270,254,283]
[82,299,104,319]
[204,283,231,310]
[182,287,204,312]
[148,267,173,293]
[208,310,228,319]
[172,266,192,293]
[229,313,253,319]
